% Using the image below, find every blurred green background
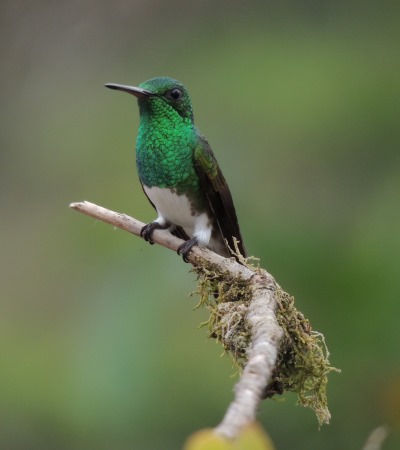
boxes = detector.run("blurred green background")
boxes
[1,1,399,449]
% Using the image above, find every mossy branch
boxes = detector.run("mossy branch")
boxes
[70,200,338,440]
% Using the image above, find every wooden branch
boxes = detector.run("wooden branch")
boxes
[362,426,389,450]
[214,271,282,439]
[70,200,283,440]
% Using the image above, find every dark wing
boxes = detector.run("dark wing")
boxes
[193,135,247,259]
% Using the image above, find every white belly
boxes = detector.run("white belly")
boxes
[143,186,212,246]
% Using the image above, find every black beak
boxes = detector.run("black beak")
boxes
[105,83,154,98]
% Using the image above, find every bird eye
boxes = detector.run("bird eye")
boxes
[168,88,182,101]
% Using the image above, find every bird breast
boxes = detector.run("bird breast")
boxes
[143,185,212,246]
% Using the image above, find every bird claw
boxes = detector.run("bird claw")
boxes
[140,222,167,245]
[177,238,199,263]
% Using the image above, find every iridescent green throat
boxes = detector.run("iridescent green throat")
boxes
[136,96,200,193]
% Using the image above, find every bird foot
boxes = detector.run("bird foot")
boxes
[140,222,169,245]
[177,238,199,263]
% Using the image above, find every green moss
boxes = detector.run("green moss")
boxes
[272,288,340,426]
[191,257,339,426]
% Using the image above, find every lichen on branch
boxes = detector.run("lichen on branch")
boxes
[192,255,339,426]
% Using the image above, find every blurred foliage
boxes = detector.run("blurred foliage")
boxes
[1,0,400,449]
[184,429,233,450]
[184,423,275,450]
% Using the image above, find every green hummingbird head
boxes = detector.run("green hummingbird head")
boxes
[105,77,194,122]
[105,77,199,189]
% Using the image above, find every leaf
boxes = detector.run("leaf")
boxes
[183,424,275,450]
[234,423,276,450]
[183,429,233,450]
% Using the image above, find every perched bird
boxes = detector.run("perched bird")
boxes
[105,77,246,262]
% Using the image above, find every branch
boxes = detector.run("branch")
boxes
[214,272,282,439]
[69,201,281,439]
[362,426,390,450]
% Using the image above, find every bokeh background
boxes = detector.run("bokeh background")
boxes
[1,1,399,449]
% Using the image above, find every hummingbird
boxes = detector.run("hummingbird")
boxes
[105,77,246,262]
